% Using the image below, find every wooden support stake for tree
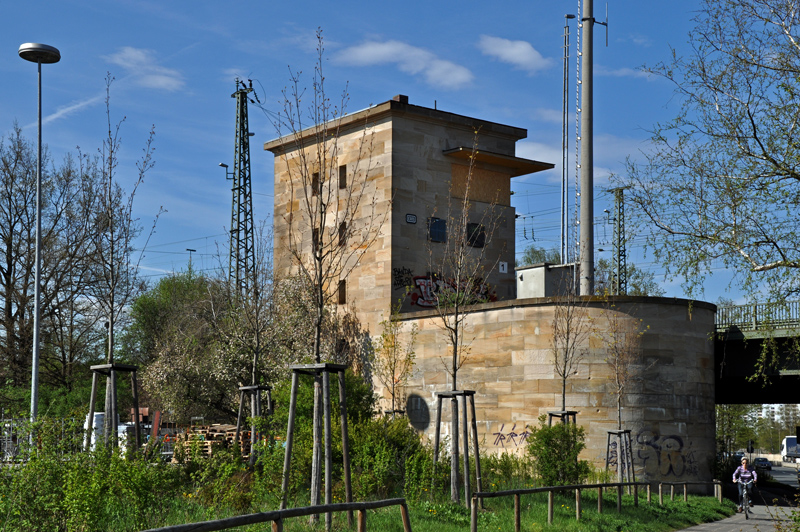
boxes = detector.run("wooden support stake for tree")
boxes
[280,372,299,510]
[461,394,470,509]
[468,394,483,508]
[310,376,322,521]
[617,485,622,513]
[658,484,663,506]
[110,368,118,447]
[85,372,98,451]
[271,518,283,532]
[670,484,674,501]
[431,394,443,495]
[249,387,258,467]
[514,493,521,532]
[131,371,141,451]
[683,483,687,502]
[575,488,581,521]
[634,484,639,507]
[323,370,332,531]
[338,370,353,527]
[451,397,459,503]
[647,483,651,504]
[547,490,554,525]
[234,389,245,449]
[598,486,603,513]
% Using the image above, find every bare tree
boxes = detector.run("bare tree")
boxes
[551,287,591,412]
[426,132,501,392]
[593,302,650,429]
[373,300,417,417]
[424,132,502,505]
[85,75,160,443]
[0,127,106,407]
[268,30,386,510]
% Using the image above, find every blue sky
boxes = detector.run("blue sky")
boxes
[0,0,739,302]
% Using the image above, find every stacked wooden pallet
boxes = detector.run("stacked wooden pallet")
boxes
[171,424,254,462]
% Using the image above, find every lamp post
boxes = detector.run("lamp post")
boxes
[18,43,61,425]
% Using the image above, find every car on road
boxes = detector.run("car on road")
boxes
[754,457,772,470]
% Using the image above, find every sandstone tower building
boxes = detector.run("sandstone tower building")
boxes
[265,96,717,488]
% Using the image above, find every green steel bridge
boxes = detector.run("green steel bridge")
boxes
[715,301,800,404]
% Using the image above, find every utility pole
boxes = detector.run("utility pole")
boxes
[578,0,595,296]
[227,79,256,296]
[611,187,628,295]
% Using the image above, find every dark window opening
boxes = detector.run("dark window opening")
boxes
[467,223,486,248]
[428,217,446,243]
[311,172,320,196]
[338,279,346,305]
[339,165,347,189]
[339,221,347,247]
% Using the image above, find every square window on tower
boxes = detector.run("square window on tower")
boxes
[428,217,446,243]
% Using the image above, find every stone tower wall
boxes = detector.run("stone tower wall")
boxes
[396,296,716,485]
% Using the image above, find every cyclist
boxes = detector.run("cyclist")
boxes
[732,456,757,512]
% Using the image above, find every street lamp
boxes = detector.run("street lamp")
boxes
[19,43,61,425]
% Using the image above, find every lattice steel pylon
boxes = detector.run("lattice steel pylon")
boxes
[228,79,256,296]
[611,187,628,295]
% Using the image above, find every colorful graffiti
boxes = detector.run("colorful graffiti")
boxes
[492,423,529,448]
[636,431,699,478]
[410,275,497,308]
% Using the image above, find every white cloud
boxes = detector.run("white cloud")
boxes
[42,95,104,126]
[104,47,184,91]
[335,40,473,90]
[477,35,551,74]
[595,65,652,80]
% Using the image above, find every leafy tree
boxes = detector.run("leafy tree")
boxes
[527,414,591,486]
[373,300,417,416]
[594,258,665,297]
[617,0,800,299]
[716,404,758,456]
[516,245,664,296]
[516,245,561,267]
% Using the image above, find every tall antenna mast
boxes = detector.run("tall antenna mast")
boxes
[228,78,256,296]
[561,14,576,264]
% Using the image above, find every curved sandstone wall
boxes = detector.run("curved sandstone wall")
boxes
[399,296,716,486]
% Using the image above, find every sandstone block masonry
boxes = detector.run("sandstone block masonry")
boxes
[400,296,716,486]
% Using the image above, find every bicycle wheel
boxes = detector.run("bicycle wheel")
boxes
[743,490,749,520]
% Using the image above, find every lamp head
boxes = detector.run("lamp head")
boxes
[19,43,61,64]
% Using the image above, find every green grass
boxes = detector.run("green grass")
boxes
[123,491,735,532]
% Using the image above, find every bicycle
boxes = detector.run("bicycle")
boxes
[738,479,754,520]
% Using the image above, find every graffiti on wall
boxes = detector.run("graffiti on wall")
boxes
[606,439,634,478]
[409,275,497,308]
[492,423,529,448]
[636,431,699,478]
[392,267,414,290]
